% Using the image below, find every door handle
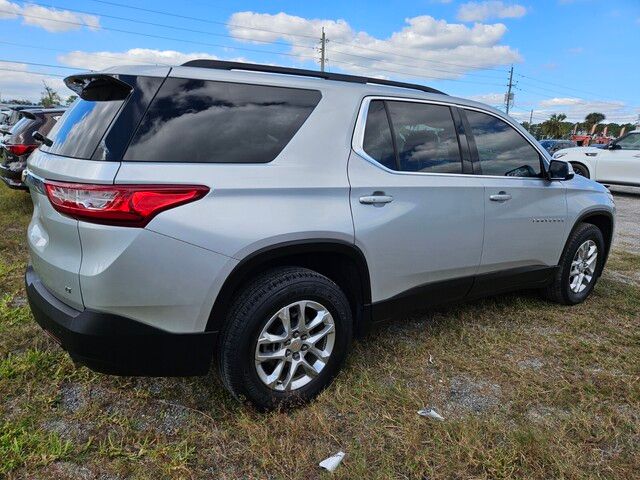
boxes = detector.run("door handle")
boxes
[359,194,394,205]
[489,192,512,202]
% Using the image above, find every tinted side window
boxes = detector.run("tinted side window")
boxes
[465,110,541,177]
[124,78,321,163]
[616,133,640,150]
[386,101,462,174]
[362,100,396,170]
[42,99,126,159]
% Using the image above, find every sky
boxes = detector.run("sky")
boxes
[0,0,639,124]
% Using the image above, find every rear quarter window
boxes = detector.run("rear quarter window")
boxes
[41,99,125,159]
[123,78,322,163]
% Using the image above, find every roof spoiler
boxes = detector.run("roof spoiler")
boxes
[64,73,132,101]
[19,110,37,120]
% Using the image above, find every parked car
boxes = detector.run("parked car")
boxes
[0,109,11,125]
[24,62,615,410]
[539,139,577,155]
[0,105,41,133]
[0,108,65,189]
[553,129,640,186]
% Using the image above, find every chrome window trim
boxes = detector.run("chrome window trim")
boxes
[351,95,550,180]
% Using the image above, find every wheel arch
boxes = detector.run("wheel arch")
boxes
[564,210,614,264]
[206,240,372,336]
[569,161,591,178]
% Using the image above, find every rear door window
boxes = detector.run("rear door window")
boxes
[360,99,463,174]
[123,78,322,163]
[386,101,462,174]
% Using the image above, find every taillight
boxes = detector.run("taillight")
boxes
[44,181,209,227]
[6,144,37,156]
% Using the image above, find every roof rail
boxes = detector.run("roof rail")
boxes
[180,60,446,95]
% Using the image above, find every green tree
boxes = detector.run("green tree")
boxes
[65,95,77,106]
[40,82,61,107]
[540,113,567,138]
[584,112,606,132]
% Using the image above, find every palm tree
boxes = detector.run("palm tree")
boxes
[584,112,606,132]
[541,113,567,138]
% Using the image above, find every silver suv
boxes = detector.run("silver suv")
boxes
[25,61,615,409]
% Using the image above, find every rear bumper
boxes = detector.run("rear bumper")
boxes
[26,266,217,376]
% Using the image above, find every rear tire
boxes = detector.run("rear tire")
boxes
[543,223,604,305]
[218,267,352,410]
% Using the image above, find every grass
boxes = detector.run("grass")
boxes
[0,186,639,479]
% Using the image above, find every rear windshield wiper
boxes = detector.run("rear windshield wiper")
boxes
[33,131,53,147]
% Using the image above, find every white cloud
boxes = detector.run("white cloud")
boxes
[58,49,228,71]
[0,62,69,101]
[0,0,100,32]
[227,12,521,80]
[0,0,20,19]
[457,2,527,22]
[539,97,584,107]
[470,92,505,104]
[532,97,637,123]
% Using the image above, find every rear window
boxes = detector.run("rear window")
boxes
[8,117,32,135]
[123,78,322,163]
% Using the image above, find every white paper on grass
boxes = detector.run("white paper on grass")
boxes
[319,451,346,472]
[417,407,445,421]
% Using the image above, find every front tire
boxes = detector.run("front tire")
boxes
[218,267,352,410]
[570,163,590,178]
[543,223,605,305]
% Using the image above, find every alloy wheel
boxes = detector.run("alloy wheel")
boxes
[254,300,336,391]
[569,240,598,293]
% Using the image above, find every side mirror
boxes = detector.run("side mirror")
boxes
[607,143,620,150]
[548,159,574,181]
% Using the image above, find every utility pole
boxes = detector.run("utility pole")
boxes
[528,109,533,131]
[505,65,514,114]
[319,27,327,72]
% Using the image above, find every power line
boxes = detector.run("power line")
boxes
[22,1,507,82]
[0,40,172,66]
[0,59,84,71]
[0,67,65,77]
[329,39,509,73]
[0,8,323,64]
[86,0,319,39]
[516,73,611,101]
[18,1,318,52]
[80,0,510,77]
[0,9,507,89]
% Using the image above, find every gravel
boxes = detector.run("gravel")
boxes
[610,186,640,254]
[445,375,502,415]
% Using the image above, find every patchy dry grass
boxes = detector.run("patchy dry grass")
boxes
[1,186,639,479]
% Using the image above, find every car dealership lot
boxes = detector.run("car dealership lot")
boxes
[1,186,638,479]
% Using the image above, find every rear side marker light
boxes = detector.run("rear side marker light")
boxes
[44,181,209,227]
[6,144,37,156]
